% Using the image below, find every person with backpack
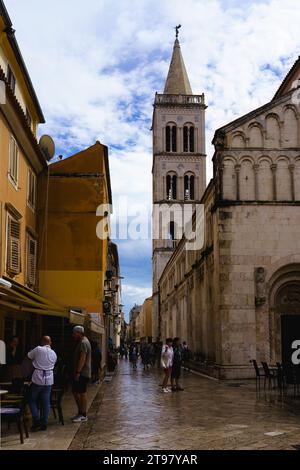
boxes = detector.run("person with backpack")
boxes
[171,337,184,392]
[129,342,138,370]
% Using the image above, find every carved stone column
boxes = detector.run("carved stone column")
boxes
[253,163,259,201]
[235,164,241,200]
[178,175,184,201]
[271,164,277,201]
[178,127,183,154]
[219,164,225,200]
[289,164,295,201]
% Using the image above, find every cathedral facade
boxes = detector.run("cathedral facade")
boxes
[152,40,300,378]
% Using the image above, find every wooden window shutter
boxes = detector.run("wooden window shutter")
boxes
[7,216,21,274]
[27,236,37,287]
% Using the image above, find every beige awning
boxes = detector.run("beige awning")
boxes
[0,277,85,325]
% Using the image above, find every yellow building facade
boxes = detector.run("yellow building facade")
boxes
[38,142,112,361]
[139,297,153,342]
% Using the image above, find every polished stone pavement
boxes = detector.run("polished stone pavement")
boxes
[70,360,300,450]
[1,381,100,450]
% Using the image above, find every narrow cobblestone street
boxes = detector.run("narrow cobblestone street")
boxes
[70,360,300,450]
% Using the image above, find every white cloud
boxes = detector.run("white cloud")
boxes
[4,0,300,312]
[122,284,152,305]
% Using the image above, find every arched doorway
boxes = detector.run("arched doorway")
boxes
[269,264,300,366]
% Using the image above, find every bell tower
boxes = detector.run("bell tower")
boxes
[152,28,207,339]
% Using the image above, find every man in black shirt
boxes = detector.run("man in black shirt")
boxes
[171,337,184,392]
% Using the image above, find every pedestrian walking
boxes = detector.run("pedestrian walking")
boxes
[71,326,92,423]
[171,337,184,391]
[149,343,155,367]
[154,340,162,368]
[129,342,138,370]
[140,341,151,370]
[28,336,57,431]
[119,344,125,359]
[160,338,173,393]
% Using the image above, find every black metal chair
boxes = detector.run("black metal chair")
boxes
[261,362,277,390]
[250,359,264,390]
[51,364,68,425]
[0,396,29,444]
[276,362,286,393]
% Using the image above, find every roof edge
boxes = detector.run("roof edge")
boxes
[0,0,45,123]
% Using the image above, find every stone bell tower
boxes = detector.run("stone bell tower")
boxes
[152,27,207,339]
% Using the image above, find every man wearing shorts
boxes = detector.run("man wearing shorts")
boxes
[71,326,91,423]
[160,338,173,393]
[171,337,184,391]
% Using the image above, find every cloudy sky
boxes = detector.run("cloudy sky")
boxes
[5,0,300,319]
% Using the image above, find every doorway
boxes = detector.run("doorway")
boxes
[281,315,300,383]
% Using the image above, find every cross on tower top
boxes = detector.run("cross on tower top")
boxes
[175,24,181,39]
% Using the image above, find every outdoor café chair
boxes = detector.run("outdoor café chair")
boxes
[0,396,29,444]
[261,362,277,390]
[250,359,264,391]
[51,364,68,425]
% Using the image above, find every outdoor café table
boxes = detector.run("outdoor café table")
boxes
[0,390,8,396]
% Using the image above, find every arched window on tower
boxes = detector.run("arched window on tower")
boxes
[169,221,175,240]
[183,124,195,153]
[166,124,177,153]
[184,173,195,200]
[168,221,177,248]
[166,173,177,200]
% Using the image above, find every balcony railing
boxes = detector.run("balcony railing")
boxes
[155,93,205,105]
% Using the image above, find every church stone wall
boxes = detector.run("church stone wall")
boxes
[218,204,300,378]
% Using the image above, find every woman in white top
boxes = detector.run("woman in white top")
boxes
[161,338,174,393]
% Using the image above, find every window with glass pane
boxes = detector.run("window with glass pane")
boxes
[7,64,16,94]
[27,169,36,209]
[9,136,19,185]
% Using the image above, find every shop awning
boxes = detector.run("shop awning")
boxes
[69,310,86,326]
[0,277,85,325]
[87,313,104,334]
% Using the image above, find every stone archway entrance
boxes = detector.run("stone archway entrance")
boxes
[269,265,300,362]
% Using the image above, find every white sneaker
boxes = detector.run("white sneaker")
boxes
[166,388,172,393]
[162,388,169,393]
[71,414,80,421]
[72,415,88,423]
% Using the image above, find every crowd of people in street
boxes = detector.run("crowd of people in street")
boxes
[124,337,191,393]
[2,331,191,439]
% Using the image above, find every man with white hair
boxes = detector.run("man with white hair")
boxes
[71,326,91,423]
